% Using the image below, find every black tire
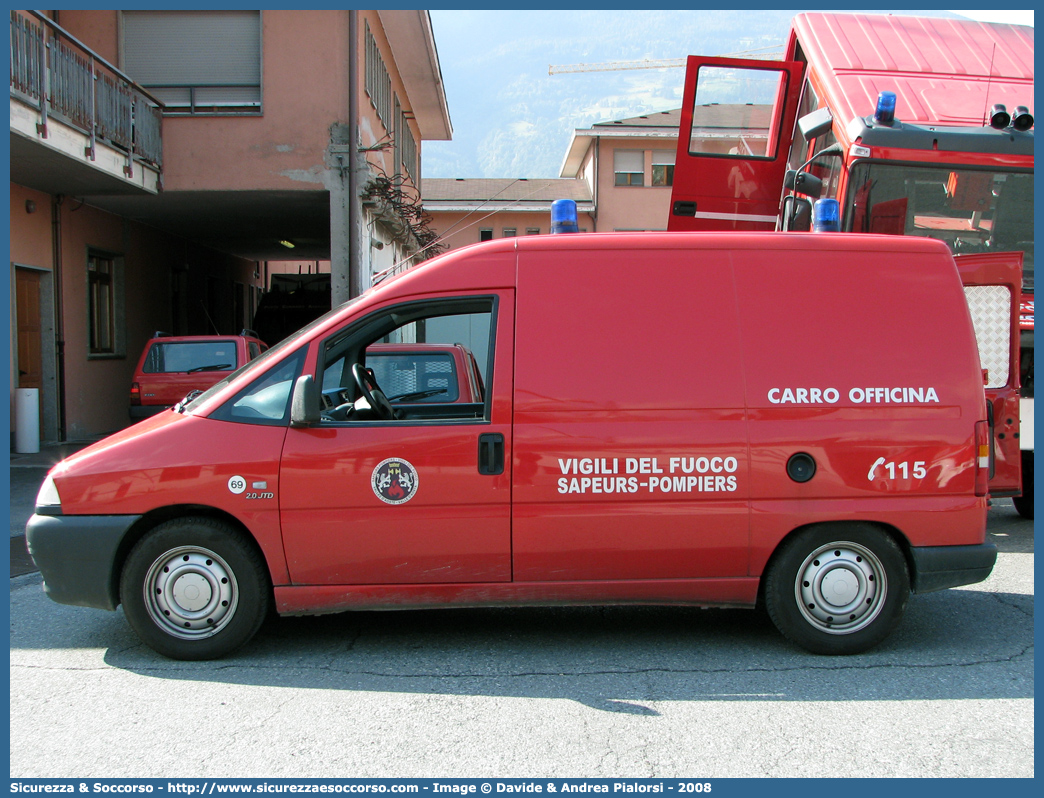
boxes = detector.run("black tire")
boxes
[120,517,270,660]
[1013,452,1033,519]
[764,523,910,655]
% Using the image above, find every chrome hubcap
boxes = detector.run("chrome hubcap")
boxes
[144,546,237,640]
[795,541,886,635]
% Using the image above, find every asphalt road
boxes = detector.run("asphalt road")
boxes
[8,485,1033,779]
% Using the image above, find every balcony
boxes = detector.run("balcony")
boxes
[9,10,163,196]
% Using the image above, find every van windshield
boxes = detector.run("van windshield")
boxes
[845,164,1033,289]
[180,296,361,413]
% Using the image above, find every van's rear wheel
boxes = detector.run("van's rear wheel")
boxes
[120,517,269,660]
[764,524,909,655]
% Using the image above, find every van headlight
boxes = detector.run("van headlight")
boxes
[35,476,62,511]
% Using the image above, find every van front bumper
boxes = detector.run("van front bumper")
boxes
[25,513,142,611]
[910,543,997,594]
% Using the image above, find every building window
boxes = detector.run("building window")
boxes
[400,109,418,181]
[502,228,517,237]
[88,253,122,356]
[614,150,644,186]
[122,11,262,115]
[526,227,541,235]
[652,150,675,186]
[365,21,393,131]
[479,229,493,242]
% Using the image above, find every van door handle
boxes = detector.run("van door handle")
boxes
[478,433,504,475]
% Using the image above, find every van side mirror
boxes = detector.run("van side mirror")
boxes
[780,196,812,232]
[290,375,320,427]
[797,107,833,141]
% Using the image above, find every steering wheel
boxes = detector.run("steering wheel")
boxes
[352,363,396,420]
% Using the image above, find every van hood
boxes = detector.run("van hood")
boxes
[52,410,186,478]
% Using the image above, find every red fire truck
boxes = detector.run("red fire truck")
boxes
[668,12,1034,518]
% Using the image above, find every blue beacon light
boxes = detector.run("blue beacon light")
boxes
[551,199,579,234]
[874,91,896,126]
[812,198,841,233]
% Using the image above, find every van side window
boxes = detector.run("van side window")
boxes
[317,297,494,424]
[210,350,305,426]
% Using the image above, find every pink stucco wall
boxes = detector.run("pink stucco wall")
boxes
[158,10,349,192]
[122,10,423,195]
[10,184,53,269]
[10,189,258,440]
[56,10,119,65]
[594,142,674,232]
[55,204,253,437]
[428,210,597,252]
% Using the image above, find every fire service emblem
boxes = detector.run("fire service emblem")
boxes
[371,458,419,505]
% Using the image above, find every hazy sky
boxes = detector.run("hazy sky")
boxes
[949,10,1033,25]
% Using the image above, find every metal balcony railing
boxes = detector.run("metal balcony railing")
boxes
[9,10,163,170]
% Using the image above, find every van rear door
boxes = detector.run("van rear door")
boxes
[955,252,1024,497]
[668,56,803,232]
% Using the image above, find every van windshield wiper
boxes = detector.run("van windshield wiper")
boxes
[187,363,232,373]
[174,390,203,413]
[388,388,447,403]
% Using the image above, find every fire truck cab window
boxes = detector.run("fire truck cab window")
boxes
[688,65,788,159]
[846,165,1034,289]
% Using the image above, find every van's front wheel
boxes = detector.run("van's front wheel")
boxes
[765,524,909,655]
[120,517,270,660]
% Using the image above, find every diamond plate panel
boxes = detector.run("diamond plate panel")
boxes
[964,286,1011,388]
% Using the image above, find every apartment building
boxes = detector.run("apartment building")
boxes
[9,9,450,442]
[423,178,593,250]
[425,105,779,249]
[424,112,679,249]
[559,110,681,232]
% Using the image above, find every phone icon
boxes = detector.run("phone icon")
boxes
[867,457,886,481]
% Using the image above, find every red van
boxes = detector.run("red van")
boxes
[28,233,999,659]
[129,330,268,419]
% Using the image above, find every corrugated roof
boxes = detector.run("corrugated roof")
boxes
[423,178,591,203]
[794,13,1035,129]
